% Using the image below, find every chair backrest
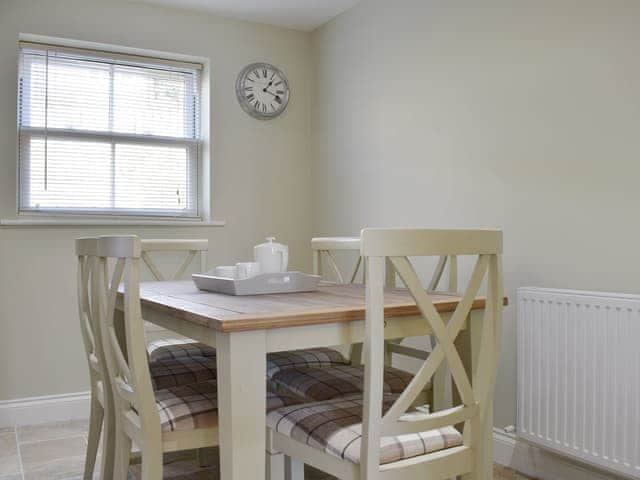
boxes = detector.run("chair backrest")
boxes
[311,236,458,290]
[92,236,162,437]
[359,228,503,475]
[312,237,362,284]
[141,239,208,280]
[76,237,109,393]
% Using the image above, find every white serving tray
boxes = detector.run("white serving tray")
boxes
[192,271,321,296]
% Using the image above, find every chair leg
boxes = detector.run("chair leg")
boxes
[460,417,483,480]
[284,456,304,480]
[266,452,285,480]
[112,423,132,480]
[84,395,103,480]
[100,394,116,480]
[141,445,163,480]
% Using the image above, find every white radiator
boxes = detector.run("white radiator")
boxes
[517,287,640,479]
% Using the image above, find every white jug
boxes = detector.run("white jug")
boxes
[254,237,288,274]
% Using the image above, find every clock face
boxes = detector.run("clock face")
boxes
[236,63,290,120]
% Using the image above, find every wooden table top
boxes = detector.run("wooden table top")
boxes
[133,280,504,333]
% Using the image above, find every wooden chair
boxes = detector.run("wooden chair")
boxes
[312,236,457,291]
[263,238,364,384]
[139,239,215,353]
[315,235,460,362]
[141,239,208,282]
[270,237,456,397]
[77,238,116,480]
[312,236,374,366]
[314,235,462,410]
[140,238,221,469]
[85,235,300,479]
[267,228,503,480]
[312,237,363,284]
[78,239,218,480]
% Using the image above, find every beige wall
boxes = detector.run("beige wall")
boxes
[311,0,640,427]
[0,0,313,400]
[3,0,640,431]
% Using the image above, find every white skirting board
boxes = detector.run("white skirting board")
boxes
[0,391,91,427]
[494,428,629,480]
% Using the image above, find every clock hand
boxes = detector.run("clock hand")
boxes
[262,89,282,103]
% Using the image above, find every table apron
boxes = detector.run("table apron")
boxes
[138,305,218,346]
[137,306,459,353]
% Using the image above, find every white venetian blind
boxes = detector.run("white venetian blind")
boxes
[17,42,202,218]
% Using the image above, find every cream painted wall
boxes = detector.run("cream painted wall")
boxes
[311,0,640,427]
[3,0,640,430]
[0,0,313,400]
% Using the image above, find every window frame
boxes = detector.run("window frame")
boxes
[15,34,211,223]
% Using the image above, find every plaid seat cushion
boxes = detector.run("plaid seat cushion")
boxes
[148,339,216,363]
[267,395,463,465]
[270,365,413,402]
[149,343,347,381]
[156,381,303,432]
[266,348,348,379]
[156,381,218,432]
[150,356,217,390]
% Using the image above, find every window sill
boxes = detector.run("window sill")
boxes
[0,218,226,227]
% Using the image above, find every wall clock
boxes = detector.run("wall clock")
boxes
[236,62,290,120]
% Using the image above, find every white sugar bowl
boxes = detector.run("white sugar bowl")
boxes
[254,237,288,274]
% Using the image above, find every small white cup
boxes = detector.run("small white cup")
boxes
[214,265,238,279]
[236,262,261,280]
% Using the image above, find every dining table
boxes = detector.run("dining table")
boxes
[119,279,501,480]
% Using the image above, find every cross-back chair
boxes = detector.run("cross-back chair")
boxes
[267,228,503,480]
[312,237,363,284]
[312,236,457,292]
[312,236,458,367]
[96,236,220,479]
[77,238,116,480]
[89,235,301,480]
[79,238,215,479]
[79,238,218,480]
[269,236,457,416]
[139,239,218,357]
[140,239,208,282]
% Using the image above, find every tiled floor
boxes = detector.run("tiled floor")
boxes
[0,420,534,480]
[1,420,89,480]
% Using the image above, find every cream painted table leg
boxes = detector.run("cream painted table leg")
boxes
[217,330,268,480]
[469,309,494,480]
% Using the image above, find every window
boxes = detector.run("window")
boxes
[17,42,202,218]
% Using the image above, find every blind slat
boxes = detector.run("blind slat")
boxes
[18,43,201,218]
